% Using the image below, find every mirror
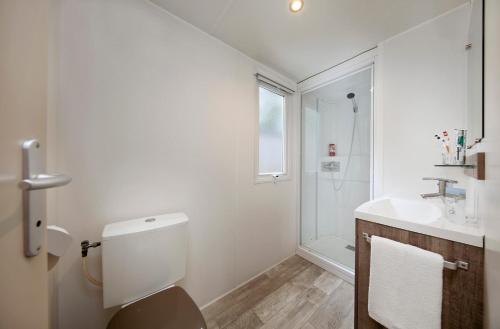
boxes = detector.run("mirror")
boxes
[466,0,484,142]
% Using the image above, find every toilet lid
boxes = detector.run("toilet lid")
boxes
[107,286,207,329]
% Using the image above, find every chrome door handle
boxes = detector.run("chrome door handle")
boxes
[19,174,71,191]
[21,139,72,257]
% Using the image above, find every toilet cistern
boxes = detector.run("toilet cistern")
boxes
[100,213,207,329]
[101,213,188,308]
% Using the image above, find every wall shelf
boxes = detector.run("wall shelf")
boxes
[434,164,475,168]
[434,153,485,180]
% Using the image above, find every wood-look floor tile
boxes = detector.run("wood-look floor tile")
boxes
[224,310,263,329]
[297,286,328,306]
[313,271,344,295]
[299,323,316,329]
[206,319,221,329]
[339,305,354,329]
[260,298,317,329]
[307,281,354,329]
[214,257,311,328]
[266,256,310,279]
[203,256,354,329]
[290,264,324,288]
[253,282,303,322]
[203,274,269,322]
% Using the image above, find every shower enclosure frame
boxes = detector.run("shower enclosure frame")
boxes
[296,49,380,283]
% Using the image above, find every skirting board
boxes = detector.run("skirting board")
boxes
[199,252,296,310]
[200,249,354,311]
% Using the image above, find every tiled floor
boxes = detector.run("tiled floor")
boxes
[202,255,354,329]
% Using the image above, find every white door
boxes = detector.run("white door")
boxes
[0,0,50,328]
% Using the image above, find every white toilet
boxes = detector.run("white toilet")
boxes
[100,213,206,329]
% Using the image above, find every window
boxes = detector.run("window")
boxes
[257,84,287,180]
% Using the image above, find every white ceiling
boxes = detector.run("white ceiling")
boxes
[150,0,467,82]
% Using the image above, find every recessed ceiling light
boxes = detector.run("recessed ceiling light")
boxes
[289,0,304,13]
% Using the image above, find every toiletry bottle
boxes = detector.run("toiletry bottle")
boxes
[328,144,336,157]
[455,129,467,165]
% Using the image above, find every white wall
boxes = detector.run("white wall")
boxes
[481,0,500,327]
[48,0,297,328]
[378,4,470,198]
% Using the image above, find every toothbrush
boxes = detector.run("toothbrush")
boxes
[435,134,449,154]
[442,139,450,155]
[442,131,451,155]
[435,134,446,153]
[435,133,449,164]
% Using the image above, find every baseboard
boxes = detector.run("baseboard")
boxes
[200,252,296,310]
[200,248,355,311]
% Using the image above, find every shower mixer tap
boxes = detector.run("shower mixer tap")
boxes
[321,161,340,172]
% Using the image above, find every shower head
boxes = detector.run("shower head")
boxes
[346,92,358,113]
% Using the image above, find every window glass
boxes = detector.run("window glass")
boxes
[259,86,285,175]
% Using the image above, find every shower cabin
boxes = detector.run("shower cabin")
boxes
[299,64,374,281]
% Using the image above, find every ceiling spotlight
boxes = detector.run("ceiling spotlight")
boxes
[289,0,304,13]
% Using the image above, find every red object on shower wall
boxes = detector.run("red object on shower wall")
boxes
[328,144,336,157]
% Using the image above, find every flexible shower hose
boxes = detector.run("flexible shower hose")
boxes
[331,111,357,192]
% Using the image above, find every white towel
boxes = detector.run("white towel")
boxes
[368,235,444,329]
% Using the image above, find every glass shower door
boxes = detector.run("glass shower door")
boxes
[300,68,372,271]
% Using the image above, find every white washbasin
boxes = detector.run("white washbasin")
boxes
[354,197,484,247]
[357,198,441,224]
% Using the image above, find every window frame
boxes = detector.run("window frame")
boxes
[255,82,290,184]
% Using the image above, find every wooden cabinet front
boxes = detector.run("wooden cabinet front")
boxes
[355,219,484,329]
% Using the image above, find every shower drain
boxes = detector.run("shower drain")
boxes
[345,244,355,251]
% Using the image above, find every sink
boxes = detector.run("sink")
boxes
[357,198,441,224]
[354,197,484,247]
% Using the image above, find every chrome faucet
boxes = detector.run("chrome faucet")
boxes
[421,177,465,200]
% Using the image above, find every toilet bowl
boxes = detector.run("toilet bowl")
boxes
[107,286,206,329]
[101,213,205,328]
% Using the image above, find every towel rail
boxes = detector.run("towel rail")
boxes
[361,232,469,271]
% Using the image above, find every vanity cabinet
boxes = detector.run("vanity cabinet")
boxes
[354,219,484,329]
